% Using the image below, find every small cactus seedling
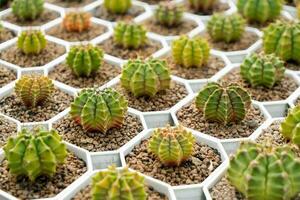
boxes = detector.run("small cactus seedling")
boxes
[17,30,47,55]
[188,0,216,12]
[63,11,91,33]
[196,82,251,125]
[155,2,184,27]
[66,44,104,77]
[227,141,300,200]
[12,0,44,21]
[207,13,246,43]
[3,128,68,181]
[280,106,300,147]
[70,88,128,133]
[15,74,54,107]
[240,53,285,88]
[172,35,210,68]
[104,0,132,14]
[148,125,195,167]
[91,165,147,200]
[120,59,171,97]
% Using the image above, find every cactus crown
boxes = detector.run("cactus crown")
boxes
[66,44,104,77]
[120,58,171,97]
[155,2,184,27]
[227,141,300,200]
[172,35,210,68]
[280,106,300,147]
[12,0,44,21]
[70,88,128,133]
[114,22,147,49]
[3,128,68,181]
[104,0,132,14]
[188,0,216,12]
[63,11,91,33]
[15,74,54,107]
[148,125,195,167]
[17,30,47,55]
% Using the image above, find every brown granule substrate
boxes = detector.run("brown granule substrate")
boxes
[138,0,169,5]
[126,139,221,186]
[185,2,229,15]
[0,117,17,148]
[247,16,291,30]
[0,89,73,123]
[286,61,300,71]
[46,0,94,8]
[210,177,245,200]
[48,62,121,89]
[113,82,188,112]
[0,28,16,44]
[53,114,143,152]
[0,153,87,200]
[0,65,16,87]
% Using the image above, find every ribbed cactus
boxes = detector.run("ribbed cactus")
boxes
[17,30,47,55]
[148,125,195,167]
[104,0,131,14]
[172,35,210,68]
[240,53,285,88]
[188,0,216,12]
[12,0,44,21]
[91,165,147,200]
[263,21,300,64]
[66,44,104,77]
[114,22,147,49]
[207,13,246,43]
[280,106,300,147]
[70,88,128,133]
[155,2,184,27]
[120,59,171,97]
[196,82,251,124]
[3,128,68,181]
[63,11,91,33]
[15,74,54,107]
[227,141,300,200]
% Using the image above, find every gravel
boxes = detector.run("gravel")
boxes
[210,177,245,200]
[0,65,16,88]
[46,0,93,7]
[0,116,17,148]
[0,28,16,44]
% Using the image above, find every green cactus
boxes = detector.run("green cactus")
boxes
[3,128,67,181]
[148,125,195,167]
[207,13,246,43]
[17,30,47,55]
[172,35,210,68]
[227,141,300,200]
[240,53,285,88]
[188,0,216,12]
[70,88,128,133]
[12,0,44,21]
[280,106,300,147]
[104,0,131,14]
[120,59,171,97]
[15,74,54,107]
[155,2,184,27]
[114,22,147,49]
[66,44,104,77]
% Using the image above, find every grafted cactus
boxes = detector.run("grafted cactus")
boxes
[70,88,128,133]
[66,44,104,77]
[240,53,285,88]
[172,35,210,68]
[280,106,300,147]
[120,59,171,97]
[15,74,54,107]
[17,30,47,55]
[227,141,300,200]
[3,128,67,181]
[12,0,44,21]
[63,11,91,32]
[91,165,147,200]
[148,125,195,167]
[104,0,131,14]
[196,82,251,124]
[188,0,216,12]
[155,2,184,27]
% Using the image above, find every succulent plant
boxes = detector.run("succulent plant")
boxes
[240,53,285,88]
[3,128,67,181]
[120,59,171,97]
[114,22,147,49]
[70,88,128,133]
[91,165,147,200]
[280,106,300,147]
[172,35,210,68]
[17,30,47,55]
[148,125,195,167]
[227,141,300,200]
[63,11,91,33]
[188,0,216,12]
[155,2,184,27]
[15,74,54,107]
[207,13,246,43]
[66,44,104,77]
[104,0,132,14]
[12,0,44,21]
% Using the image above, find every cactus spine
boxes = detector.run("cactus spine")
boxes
[188,0,216,12]
[17,30,47,55]
[63,11,91,33]
[12,0,44,21]
[280,106,300,147]
[155,2,184,27]
[104,0,131,14]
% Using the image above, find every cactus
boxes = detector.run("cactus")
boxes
[207,13,246,43]
[12,0,44,21]
[280,106,300,147]
[104,0,131,14]
[240,53,285,88]
[17,30,47,55]
[15,74,54,107]
[66,44,104,77]
[91,165,147,200]
[148,125,195,167]
[70,88,128,133]
[3,128,67,181]
[188,0,216,12]
[195,82,251,125]
[120,59,171,97]
[155,2,184,27]
[63,11,91,33]
[172,35,210,68]
[227,141,300,200]
[114,22,147,49]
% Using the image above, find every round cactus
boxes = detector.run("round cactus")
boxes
[17,30,47,55]
[104,0,131,14]
[12,0,44,21]
[240,53,285,88]
[63,11,91,33]
[70,88,128,133]
[207,13,246,43]
[280,106,300,147]
[188,0,216,12]
[120,59,171,97]
[155,2,184,27]
[66,44,104,77]
[172,35,210,68]
[148,125,195,167]
[3,128,68,181]
[15,74,54,108]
